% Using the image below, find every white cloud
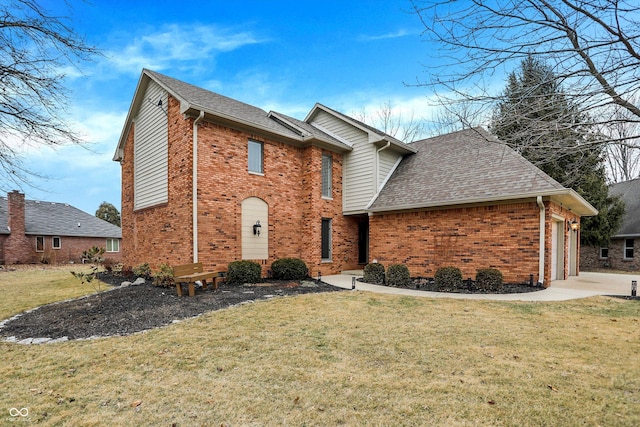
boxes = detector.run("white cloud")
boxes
[108,23,266,75]
[358,29,410,42]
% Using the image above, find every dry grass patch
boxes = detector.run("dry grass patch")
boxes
[0,265,99,320]
[1,270,639,426]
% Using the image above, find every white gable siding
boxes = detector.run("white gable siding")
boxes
[310,110,375,213]
[134,81,169,210]
[378,149,402,190]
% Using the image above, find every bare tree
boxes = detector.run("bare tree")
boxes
[411,0,640,145]
[602,106,640,182]
[0,0,99,191]
[354,100,429,142]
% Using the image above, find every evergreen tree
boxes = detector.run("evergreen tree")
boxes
[95,202,121,227]
[491,55,624,246]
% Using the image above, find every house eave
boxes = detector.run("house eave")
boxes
[368,189,598,216]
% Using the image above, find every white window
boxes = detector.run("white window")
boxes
[599,247,608,259]
[52,237,61,249]
[321,218,332,261]
[36,236,44,252]
[248,140,263,174]
[322,153,332,198]
[106,239,120,253]
[624,239,634,259]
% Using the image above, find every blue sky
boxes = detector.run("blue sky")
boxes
[18,0,442,214]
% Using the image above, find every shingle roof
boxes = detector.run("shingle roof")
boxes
[145,69,304,140]
[369,127,578,212]
[610,178,640,237]
[0,197,122,238]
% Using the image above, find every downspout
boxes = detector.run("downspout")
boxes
[537,196,545,286]
[192,110,205,263]
[376,141,391,191]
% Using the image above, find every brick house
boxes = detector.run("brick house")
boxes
[580,178,639,271]
[113,69,597,286]
[0,191,122,264]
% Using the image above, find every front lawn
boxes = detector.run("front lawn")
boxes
[1,266,639,426]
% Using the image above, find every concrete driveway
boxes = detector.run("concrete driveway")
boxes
[322,271,640,302]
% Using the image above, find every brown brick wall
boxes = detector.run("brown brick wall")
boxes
[369,201,574,285]
[581,239,640,271]
[4,191,31,264]
[120,95,360,275]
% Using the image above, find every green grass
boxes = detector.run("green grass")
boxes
[1,266,639,426]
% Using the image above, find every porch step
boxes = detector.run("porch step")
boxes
[342,270,364,276]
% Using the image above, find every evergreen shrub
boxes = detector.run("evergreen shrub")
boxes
[386,264,411,287]
[271,258,309,280]
[475,268,503,292]
[227,260,262,284]
[363,262,385,285]
[434,266,463,291]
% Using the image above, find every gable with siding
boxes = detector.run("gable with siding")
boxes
[133,80,169,210]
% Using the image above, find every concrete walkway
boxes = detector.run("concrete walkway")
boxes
[322,271,639,302]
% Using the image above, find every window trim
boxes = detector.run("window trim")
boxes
[106,238,120,253]
[599,247,609,259]
[321,218,332,262]
[248,139,264,175]
[321,153,332,199]
[36,236,44,252]
[52,236,61,249]
[624,238,634,259]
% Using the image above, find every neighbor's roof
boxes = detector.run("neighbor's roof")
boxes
[0,197,122,238]
[610,177,640,237]
[114,69,351,161]
[369,127,598,216]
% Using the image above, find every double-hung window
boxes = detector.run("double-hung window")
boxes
[248,140,263,174]
[624,239,634,259]
[321,153,332,198]
[106,238,120,253]
[52,237,61,249]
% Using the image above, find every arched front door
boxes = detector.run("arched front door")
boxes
[241,197,268,260]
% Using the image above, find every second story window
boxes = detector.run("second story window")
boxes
[322,153,332,198]
[248,140,263,174]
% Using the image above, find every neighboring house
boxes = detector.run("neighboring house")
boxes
[113,69,597,286]
[580,178,640,271]
[0,191,122,264]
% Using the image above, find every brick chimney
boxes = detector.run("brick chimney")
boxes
[5,191,32,264]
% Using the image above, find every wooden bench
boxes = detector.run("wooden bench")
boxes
[173,263,218,297]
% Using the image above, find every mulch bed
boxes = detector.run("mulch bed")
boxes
[0,273,344,341]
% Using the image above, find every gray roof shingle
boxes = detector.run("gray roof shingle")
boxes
[0,197,122,238]
[145,69,304,140]
[369,127,568,212]
[610,178,640,237]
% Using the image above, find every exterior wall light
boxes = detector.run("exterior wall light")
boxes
[568,219,579,232]
[253,220,262,236]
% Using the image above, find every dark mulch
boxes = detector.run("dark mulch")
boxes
[0,273,344,341]
[360,277,544,294]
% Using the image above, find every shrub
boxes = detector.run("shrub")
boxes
[434,266,463,291]
[271,258,309,280]
[133,263,152,279]
[386,264,411,288]
[475,268,503,292]
[363,262,385,285]
[102,258,118,272]
[227,260,262,285]
[153,263,175,288]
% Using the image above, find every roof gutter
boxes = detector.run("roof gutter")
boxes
[537,196,545,286]
[192,110,205,263]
